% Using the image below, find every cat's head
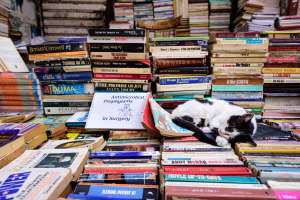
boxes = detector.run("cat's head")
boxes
[224,113,257,147]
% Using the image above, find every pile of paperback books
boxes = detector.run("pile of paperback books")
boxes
[209,0,232,33]
[211,32,268,118]
[113,2,134,29]
[67,131,160,199]
[160,137,275,199]
[188,0,209,37]
[153,0,174,20]
[88,29,151,93]
[27,42,94,115]
[263,31,300,130]
[151,36,210,111]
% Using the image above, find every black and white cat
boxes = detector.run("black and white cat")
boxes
[171,99,257,147]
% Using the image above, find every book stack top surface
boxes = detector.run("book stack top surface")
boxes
[27,42,93,115]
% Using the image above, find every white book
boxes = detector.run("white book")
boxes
[267,180,300,189]
[1,149,88,180]
[165,182,268,189]
[85,92,148,130]
[0,36,29,72]
[0,168,72,200]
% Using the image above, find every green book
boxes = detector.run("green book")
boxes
[212,85,263,92]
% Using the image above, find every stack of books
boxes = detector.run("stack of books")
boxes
[134,1,154,23]
[0,37,43,114]
[262,31,300,128]
[0,0,9,37]
[209,0,231,33]
[234,0,279,32]
[42,0,107,41]
[113,2,135,29]
[151,36,210,111]
[188,0,209,37]
[235,124,300,199]
[211,32,268,118]
[67,148,160,199]
[153,0,174,20]
[27,42,93,115]
[161,137,274,199]
[88,29,151,93]
[276,16,300,31]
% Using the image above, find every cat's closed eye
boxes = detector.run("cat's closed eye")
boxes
[225,127,234,132]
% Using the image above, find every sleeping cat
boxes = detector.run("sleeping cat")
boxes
[171,98,257,147]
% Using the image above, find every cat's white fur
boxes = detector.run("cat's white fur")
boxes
[171,99,257,139]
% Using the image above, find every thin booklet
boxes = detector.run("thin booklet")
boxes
[85,92,148,130]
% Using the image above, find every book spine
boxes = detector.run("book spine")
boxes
[152,52,208,59]
[84,168,157,174]
[214,32,261,38]
[212,85,263,92]
[212,78,263,85]
[95,82,149,92]
[263,73,300,77]
[34,66,64,73]
[213,67,262,75]
[27,43,86,54]
[267,56,298,63]
[159,76,211,85]
[211,57,267,63]
[212,63,264,67]
[88,29,145,37]
[215,38,268,45]
[93,73,152,80]
[0,100,42,106]
[264,79,300,83]
[42,83,94,95]
[154,58,206,68]
[269,46,300,51]
[150,46,203,54]
[154,40,208,47]
[91,60,150,68]
[0,89,41,97]
[93,67,151,74]
[43,101,91,107]
[157,83,211,92]
[262,68,300,74]
[90,52,147,60]
[212,53,268,58]
[90,43,145,52]
[87,36,145,44]
[35,58,90,67]
[0,73,37,80]
[157,67,209,74]
[44,106,89,115]
[37,72,92,81]
[28,51,88,61]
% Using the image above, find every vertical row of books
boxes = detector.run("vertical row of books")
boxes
[160,137,275,199]
[0,37,43,114]
[235,124,300,199]
[233,0,280,32]
[188,0,209,37]
[0,0,9,37]
[27,42,94,115]
[211,32,268,118]
[67,129,161,199]
[42,0,107,41]
[209,0,231,34]
[150,36,210,112]
[262,31,300,132]
[88,29,151,93]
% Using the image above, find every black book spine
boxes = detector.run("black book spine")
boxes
[35,58,90,67]
[27,43,86,54]
[91,60,150,68]
[157,66,209,74]
[90,43,145,53]
[88,29,145,37]
[43,101,91,107]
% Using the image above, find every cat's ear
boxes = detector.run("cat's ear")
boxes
[242,113,255,124]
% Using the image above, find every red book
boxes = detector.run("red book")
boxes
[162,166,253,176]
[84,167,157,174]
[288,0,299,15]
[93,73,152,80]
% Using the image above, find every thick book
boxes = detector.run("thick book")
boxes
[27,43,86,54]
[42,83,94,95]
[90,43,145,53]
[85,92,148,130]
[1,148,89,180]
[88,29,145,37]
[0,168,72,200]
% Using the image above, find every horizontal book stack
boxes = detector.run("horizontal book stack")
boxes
[209,0,232,34]
[0,37,43,114]
[113,2,135,29]
[88,29,151,93]
[234,0,279,32]
[151,36,210,112]
[262,31,300,130]
[42,0,107,41]
[153,0,174,20]
[27,43,93,115]
[67,149,160,199]
[134,1,154,22]
[188,0,209,37]
[211,32,268,118]
[276,16,300,31]
[235,124,300,199]
[160,137,274,199]
[0,0,9,37]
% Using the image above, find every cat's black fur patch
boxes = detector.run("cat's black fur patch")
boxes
[182,115,194,123]
[195,99,213,105]
[227,114,255,135]
[197,118,206,127]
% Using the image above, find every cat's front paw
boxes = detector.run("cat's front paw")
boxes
[216,136,229,147]
[201,127,211,133]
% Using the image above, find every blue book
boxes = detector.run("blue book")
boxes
[90,151,160,159]
[159,76,212,85]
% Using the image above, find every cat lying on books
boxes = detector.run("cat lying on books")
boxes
[171,99,257,147]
